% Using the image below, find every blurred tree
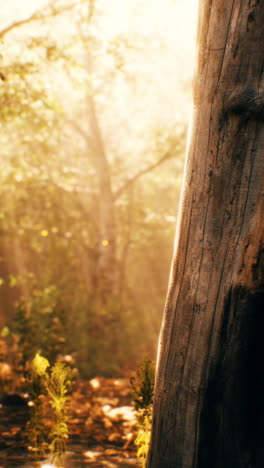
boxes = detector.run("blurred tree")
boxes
[0,0,188,375]
[64,0,187,302]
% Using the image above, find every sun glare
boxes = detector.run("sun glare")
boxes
[41,464,57,468]
[2,0,198,55]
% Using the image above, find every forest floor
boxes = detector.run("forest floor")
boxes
[0,377,139,468]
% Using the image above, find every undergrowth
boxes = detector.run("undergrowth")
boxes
[131,359,155,468]
[28,353,72,467]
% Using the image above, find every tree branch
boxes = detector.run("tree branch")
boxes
[113,145,183,201]
[69,113,186,201]
[0,2,79,40]
[0,17,38,40]
[66,118,95,149]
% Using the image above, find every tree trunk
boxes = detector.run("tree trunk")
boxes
[0,244,13,328]
[148,1,264,467]
[87,93,117,300]
[0,237,25,327]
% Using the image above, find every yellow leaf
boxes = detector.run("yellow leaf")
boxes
[31,353,50,376]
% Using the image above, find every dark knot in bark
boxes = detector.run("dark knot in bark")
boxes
[224,87,264,120]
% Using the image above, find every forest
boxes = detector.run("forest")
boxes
[0,0,197,467]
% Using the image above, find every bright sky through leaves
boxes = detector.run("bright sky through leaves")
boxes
[1,0,198,71]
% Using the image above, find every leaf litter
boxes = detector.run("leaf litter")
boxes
[0,377,139,467]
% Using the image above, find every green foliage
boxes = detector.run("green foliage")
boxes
[131,360,155,468]
[46,362,72,467]
[11,290,67,365]
[71,296,157,378]
[131,359,155,410]
[27,353,72,466]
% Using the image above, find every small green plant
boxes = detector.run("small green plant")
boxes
[46,362,71,467]
[27,354,50,457]
[134,413,152,467]
[131,360,155,468]
[27,353,72,467]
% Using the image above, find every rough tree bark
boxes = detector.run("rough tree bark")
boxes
[148,1,264,467]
